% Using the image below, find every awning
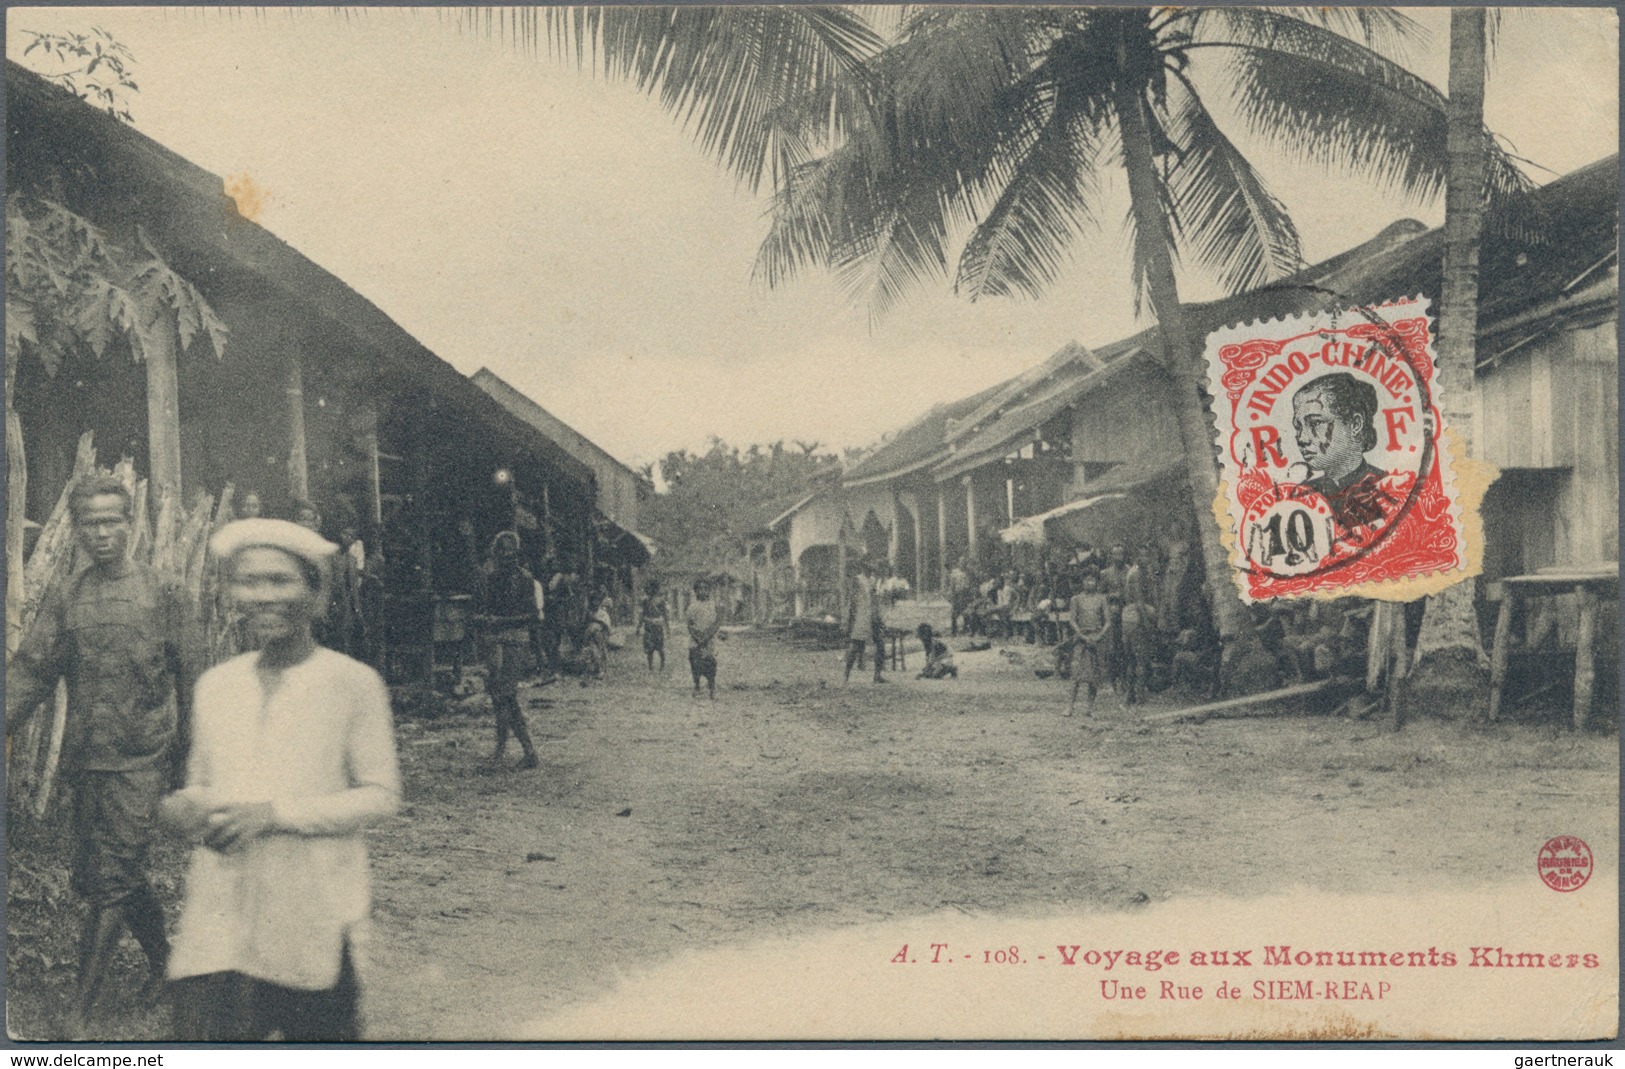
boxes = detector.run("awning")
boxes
[999,494,1127,544]
[596,516,655,566]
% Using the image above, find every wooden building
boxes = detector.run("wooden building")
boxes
[771,157,1618,654]
[471,368,654,613]
[7,62,607,679]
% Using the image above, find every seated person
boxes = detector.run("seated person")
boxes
[915,624,958,680]
[1170,629,1216,698]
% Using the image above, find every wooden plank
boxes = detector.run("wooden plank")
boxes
[1140,680,1336,724]
[1387,600,1411,730]
[286,351,310,501]
[31,680,68,818]
[7,407,27,656]
[1572,586,1597,730]
[144,315,184,501]
[1487,593,1515,721]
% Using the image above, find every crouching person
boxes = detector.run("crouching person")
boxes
[915,624,958,680]
[160,519,401,1042]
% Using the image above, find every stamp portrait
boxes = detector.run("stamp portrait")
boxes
[1204,297,1468,602]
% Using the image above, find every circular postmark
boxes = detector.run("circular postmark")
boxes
[1205,292,1462,599]
[1537,835,1593,892]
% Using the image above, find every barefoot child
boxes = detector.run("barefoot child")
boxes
[686,578,721,699]
[1067,571,1110,716]
[638,580,667,671]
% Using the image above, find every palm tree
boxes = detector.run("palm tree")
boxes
[525,6,1531,656]
[741,7,1529,646]
[1407,7,1493,718]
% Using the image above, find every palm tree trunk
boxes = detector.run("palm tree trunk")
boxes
[1408,7,1491,720]
[1111,58,1251,652]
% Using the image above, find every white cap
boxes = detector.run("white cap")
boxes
[211,518,338,568]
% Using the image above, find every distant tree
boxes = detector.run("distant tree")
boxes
[641,437,840,572]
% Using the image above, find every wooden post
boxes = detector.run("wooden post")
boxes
[583,502,595,591]
[911,499,924,595]
[410,417,434,685]
[964,476,978,565]
[1487,591,1515,721]
[541,483,555,556]
[768,540,779,623]
[836,527,848,622]
[286,351,310,502]
[7,406,27,655]
[792,544,805,618]
[936,487,949,592]
[362,404,383,527]
[1572,585,1597,730]
[1387,603,1411,732]
[145,311,184,503]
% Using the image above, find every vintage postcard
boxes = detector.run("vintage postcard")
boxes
[4,3,1618,1047]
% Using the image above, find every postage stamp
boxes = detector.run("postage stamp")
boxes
[1203,296,1467,602]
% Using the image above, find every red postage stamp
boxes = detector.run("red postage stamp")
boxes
[1203,296,1467,602]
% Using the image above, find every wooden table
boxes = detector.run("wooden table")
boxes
[884,627,910,671]
[1488,566,1618,728]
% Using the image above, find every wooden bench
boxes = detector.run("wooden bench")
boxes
[1488,565,1618,729]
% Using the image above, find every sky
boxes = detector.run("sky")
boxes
[7,6,1618,470]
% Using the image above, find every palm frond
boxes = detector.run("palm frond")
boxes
[1197,13,1532,211]
[547,7,884,193]
[1162,79,1302,295]
[955,88,1106,301]
[753,141,864,290]
[833,210,952,325]
[756,11,1075,317]
[1248,7,1427,62]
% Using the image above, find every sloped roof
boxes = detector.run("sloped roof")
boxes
[472,368,641,483]
[6,62,597,491]
[929,219,1444,481]
[944,342,1097,446]
[839,379,1009,486]
[750,489,818,535]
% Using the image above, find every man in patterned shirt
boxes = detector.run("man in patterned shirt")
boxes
[7,474,204,1037]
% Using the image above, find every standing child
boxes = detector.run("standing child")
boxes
[685,578,721,699]
[843,563,886,684]
[581,590,614,683]
[638,580,667,671]
[1067,571,1111,716]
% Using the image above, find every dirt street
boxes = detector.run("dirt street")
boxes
[358,630,1619,1040]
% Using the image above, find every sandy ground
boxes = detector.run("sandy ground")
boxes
[355,630,1619,1041]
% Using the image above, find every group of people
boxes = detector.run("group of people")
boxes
[943,540,1374,713]
[946,540,1213,708]
[8,476,401,1040]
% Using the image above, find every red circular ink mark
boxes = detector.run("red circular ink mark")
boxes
[1538,836,1593,893]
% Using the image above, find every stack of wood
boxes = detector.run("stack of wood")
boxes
[6,433,240,819]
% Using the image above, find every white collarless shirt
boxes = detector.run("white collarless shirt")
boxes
[168,648,401,990]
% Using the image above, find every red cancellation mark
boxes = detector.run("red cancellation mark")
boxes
[1537,836,1593,892]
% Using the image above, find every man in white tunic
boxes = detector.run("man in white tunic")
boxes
[160,519,401,1041]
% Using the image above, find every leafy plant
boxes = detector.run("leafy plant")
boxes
[5,194,228,391]
[19,27,139,123]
